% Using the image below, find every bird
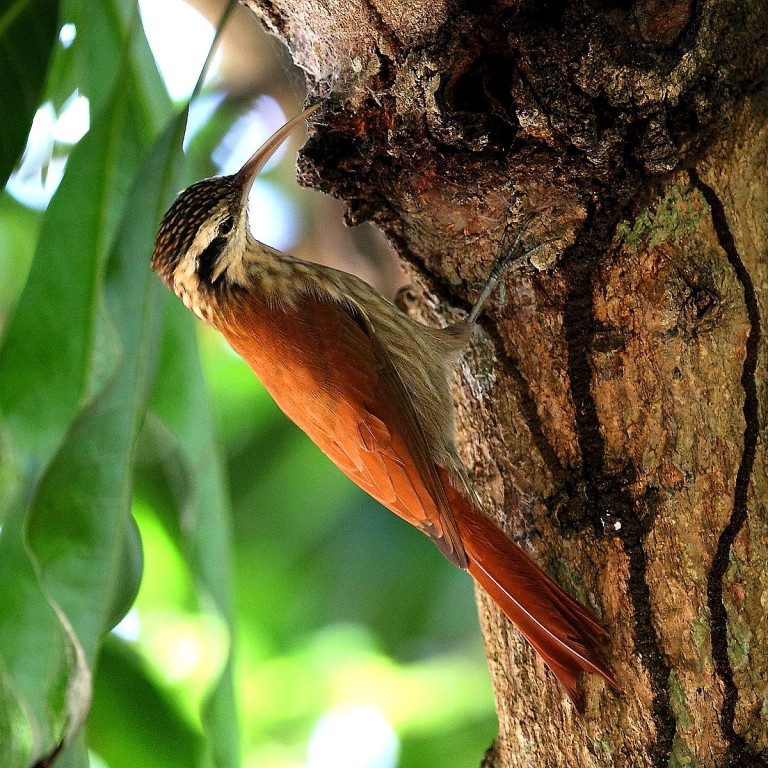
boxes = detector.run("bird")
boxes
[151,102,617,706]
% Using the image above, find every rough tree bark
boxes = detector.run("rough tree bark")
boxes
[242,1,768,765]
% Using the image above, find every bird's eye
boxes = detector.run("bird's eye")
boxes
[219,217,234,235]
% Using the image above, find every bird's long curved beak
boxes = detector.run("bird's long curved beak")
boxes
[234,103,321,195]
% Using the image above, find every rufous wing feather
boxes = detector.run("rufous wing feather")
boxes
[218,289,467,566]
[218,288,615,702]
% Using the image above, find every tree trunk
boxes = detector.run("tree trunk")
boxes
[242,0,768,764]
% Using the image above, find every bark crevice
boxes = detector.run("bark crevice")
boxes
[561,207,677,767]
[691,170,767,767]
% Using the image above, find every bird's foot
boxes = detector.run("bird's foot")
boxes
[467,216,557,324]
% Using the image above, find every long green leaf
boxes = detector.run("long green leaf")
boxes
[1,2,241,763]
[0,3,177,763]
[0,71,140,472]
[21,108,188,766]
[0,0,172,478]
[0,109,187,767]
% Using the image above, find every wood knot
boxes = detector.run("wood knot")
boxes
[683,286,718,321]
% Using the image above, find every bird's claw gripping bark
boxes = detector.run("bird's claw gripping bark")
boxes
[467,215,557,324]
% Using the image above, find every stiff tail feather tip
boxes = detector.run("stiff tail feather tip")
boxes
[442,479,617,707]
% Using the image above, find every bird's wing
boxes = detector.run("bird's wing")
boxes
[218,290,468,568]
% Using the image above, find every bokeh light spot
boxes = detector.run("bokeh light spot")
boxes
[138,0,216,101]
[6,92,90,210]
[59,22,76,48]
[307,705,399,768]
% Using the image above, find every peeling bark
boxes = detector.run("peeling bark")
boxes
[242,0,768,764]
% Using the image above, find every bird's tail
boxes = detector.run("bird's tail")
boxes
[442,475,617,705]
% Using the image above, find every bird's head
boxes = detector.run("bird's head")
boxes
[151,103,320,311]
[151,175,243,292]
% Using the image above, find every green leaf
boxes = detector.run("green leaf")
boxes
[0,491,77,765]
[103,511,144,633]
[0,0,173,474]
[0,77,143,470]
[147,297,240,768]
[88,636,206,768]
[0,0,60,187]
[48,0,167,126]
[19,108,189,764]
[0,8,181,765]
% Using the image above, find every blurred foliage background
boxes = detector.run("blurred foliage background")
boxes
[0,1,497,766]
